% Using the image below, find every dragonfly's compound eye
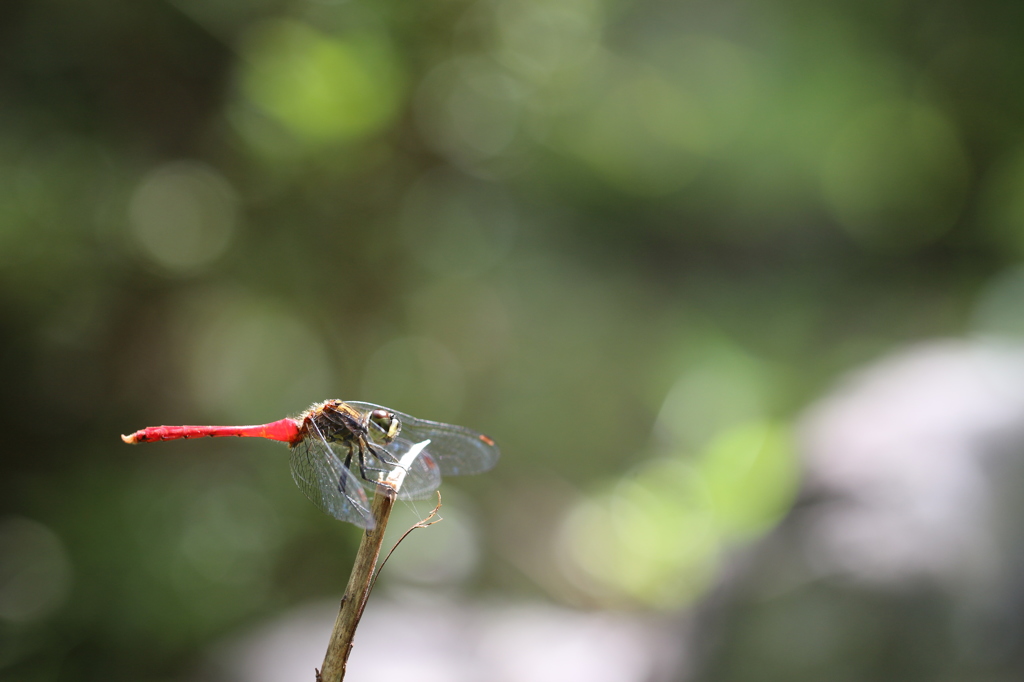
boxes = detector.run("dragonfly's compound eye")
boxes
[368,409,401,443]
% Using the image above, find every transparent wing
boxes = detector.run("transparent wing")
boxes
[354,439,442,500]
[349,401,500,476]
[392,439,443,500]
[288,421,374,528]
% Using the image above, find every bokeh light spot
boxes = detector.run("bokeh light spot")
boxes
[416,58,524,165]
[495,0,603,79]
[381,501,480,587]
[821,100,969,250]
[400,170,517,276]
[559,419,797,607]
[655,347,771,450]
[180,292,334,422]
[406,280,513,373]
[128,161,237,274]
[178,484,282,588]
[360,336,465,422]
[972,265,1024,339]
[560,459,718,608]
[562,65,708,196]
[0,517,73,623]
[698,421,798,537]
[646,35,756,154]
[979,149,1024,257]
[238,20,401,144]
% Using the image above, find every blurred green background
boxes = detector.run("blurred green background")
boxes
[2,0,1023,679]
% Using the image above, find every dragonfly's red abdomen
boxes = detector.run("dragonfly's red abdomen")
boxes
[121,418,302,445]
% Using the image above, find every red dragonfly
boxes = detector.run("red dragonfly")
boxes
[121,400,499,528]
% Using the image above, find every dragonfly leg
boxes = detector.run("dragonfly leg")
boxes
[356,444,396,483]
[359,442,402,476]
[337,447,356,493]
[367,442,399,466]
[357,452,379,482]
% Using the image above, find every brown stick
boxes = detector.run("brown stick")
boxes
[317,483,397,682]
[316,440,433,681]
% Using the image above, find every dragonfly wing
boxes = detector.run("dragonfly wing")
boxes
[288,425,374,528]
[391,439,443,500]
[355,439,442,500]
[348,402,500,477]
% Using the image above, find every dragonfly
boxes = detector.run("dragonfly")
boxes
[121,400,499,529]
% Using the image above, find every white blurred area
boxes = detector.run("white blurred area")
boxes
[799,339,1024,593]
[208,597,679,682]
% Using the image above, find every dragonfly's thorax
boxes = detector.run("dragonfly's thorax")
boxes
[300,400,401,447]
[303,400,366,444]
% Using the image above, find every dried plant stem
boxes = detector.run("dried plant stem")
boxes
[318,483,396,681]
[317,440,432,682]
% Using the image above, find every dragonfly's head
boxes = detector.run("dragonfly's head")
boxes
[368,409,401,444]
